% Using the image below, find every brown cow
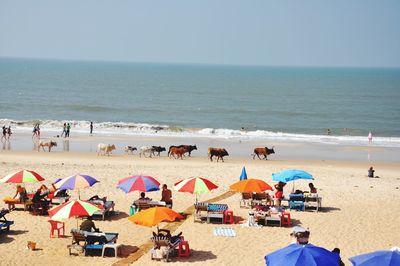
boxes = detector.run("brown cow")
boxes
[169,147,188,159]
[208,148,229,162]
[252,146,275,160]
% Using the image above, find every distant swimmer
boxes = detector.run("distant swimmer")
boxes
[326,129,331,135]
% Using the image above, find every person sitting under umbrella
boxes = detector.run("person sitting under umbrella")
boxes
[32,185,51,211]
[153,229,183,244]
[80,216,100,232]
[161,184,173,208]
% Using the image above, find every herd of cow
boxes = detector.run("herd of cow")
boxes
[97,143,275,162]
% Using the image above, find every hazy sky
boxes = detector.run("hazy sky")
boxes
[1,0,400,67]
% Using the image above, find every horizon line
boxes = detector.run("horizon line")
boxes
[1,55,400,69]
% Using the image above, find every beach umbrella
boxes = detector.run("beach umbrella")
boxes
[264,243,340,266]
[174,177,218,195]
[128,206,183,228]
[54,174,99,198]
[48,199,101,222]
[173,177,218,202]
[239,166,248,181]
[272,170,313,193]
[230,179,272,193]
[349,247,400,266]
[117,175,160,193]
[0,170,45,183]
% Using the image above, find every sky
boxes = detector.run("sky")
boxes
[1,0,400,67]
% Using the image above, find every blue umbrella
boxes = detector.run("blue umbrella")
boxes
[265,244,340,266]
[349,247,400,266]
[239,166,248,181]
[272,170,313,183]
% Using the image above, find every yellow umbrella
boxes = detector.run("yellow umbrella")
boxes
[230,178,272,193]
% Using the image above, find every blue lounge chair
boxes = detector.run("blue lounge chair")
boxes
[0,209,14,232]
[288,194,305,211]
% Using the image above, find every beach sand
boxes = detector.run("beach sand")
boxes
[0,150,399,266]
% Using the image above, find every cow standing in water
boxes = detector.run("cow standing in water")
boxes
[208,148,229,162]
[252,146,275,160]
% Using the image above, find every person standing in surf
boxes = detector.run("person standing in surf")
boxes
[368,131,373,144]
[90,122,93,136]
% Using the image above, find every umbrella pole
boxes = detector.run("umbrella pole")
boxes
[292,181,295,194]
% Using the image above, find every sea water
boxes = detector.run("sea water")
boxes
[0,57,399,147]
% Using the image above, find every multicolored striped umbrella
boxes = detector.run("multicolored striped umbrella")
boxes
[128,206,183,227]
[230,178,273,193]
[48,199,101,221]
[54,174,99,190]
[0,170,45,183]
[173,177,218,195]
[117,175,160,193]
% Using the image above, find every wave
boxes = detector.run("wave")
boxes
[1,118,400,148]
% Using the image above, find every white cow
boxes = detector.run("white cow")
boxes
[139,146,153,158]
[38,140,57,152]
[97,143,116,156]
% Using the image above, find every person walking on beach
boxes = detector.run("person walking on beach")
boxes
[61,123,67,138]
[6,126,12,141]
[90,122,93,136]
[32,124,39,139]
[1,126,6,142]
[66,123,71,137]
[368,131,373,144]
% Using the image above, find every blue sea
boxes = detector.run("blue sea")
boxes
[1,57,399,147]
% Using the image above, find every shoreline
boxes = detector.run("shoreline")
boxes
[2,131,400,163]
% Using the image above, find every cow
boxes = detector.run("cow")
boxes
[139,146,154,158]
[169,147,188,159]
[151,146,166,156]
[252,146,275,160]
[38,140,57,152]
[168,145,197,157]
[97,143,116,156]
[208,148,229,162]
[124,146,137,155]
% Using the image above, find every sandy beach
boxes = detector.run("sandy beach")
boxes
[1,144,399,266]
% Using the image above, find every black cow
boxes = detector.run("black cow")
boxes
[151,146,166,156]
[208,148,229,162]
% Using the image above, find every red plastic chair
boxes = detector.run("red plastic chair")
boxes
[48,220,65,238]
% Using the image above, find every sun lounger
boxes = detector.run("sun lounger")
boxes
[90,199,115,220]
[0,209,14,232]
[253,192,271,206]
[3,197,33,211]
[150,236,182,261]
[194,202,208,222]
[288,194,305,211]
[305,193,322,212]
[207,204,228,224]
[240,193,253,208]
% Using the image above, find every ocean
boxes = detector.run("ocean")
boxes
[1,57,400,147]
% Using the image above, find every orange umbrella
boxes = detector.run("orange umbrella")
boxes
[230,178,272,193]
[128,207,183,227]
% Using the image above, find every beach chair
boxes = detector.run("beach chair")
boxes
[207,204,228,224]
[0,209,14,232]
[240,193,253,208]
[48,220,65,238]
[150,236,182,261]
[194,202,208,222]
[90,199,115,220]
[288,194,305,211]
[253,192,271,206]
[84,232,119,256]
[305,193,322,212]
